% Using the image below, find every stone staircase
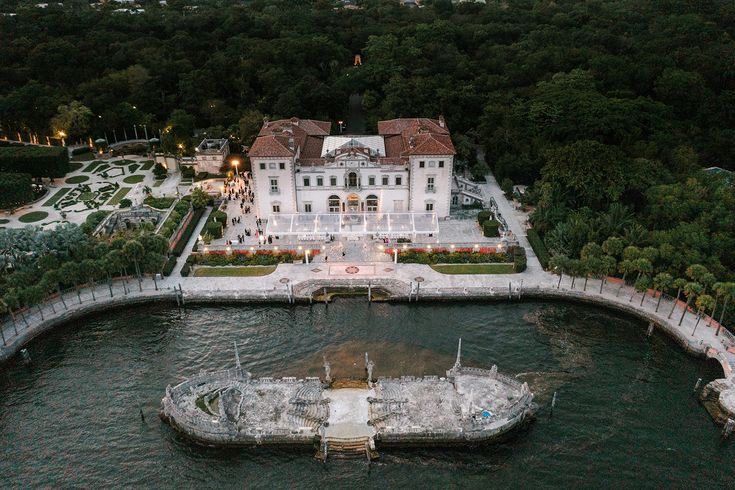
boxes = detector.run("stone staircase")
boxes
[315,436,379,462]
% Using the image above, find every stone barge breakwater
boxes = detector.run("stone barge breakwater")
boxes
[160,342,536,460]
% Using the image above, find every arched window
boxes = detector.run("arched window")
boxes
[366,195,378,212]
[328,195,341,213]
[348,172,358,187]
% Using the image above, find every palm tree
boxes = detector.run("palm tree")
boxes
[635,276,652,306]
[549,255,568,289]
[105,249,125,296]
[583,257,601,292]
[686,264,709,283]
[59,261,83,304]
[43,268,68,310]
[568,259,583,289]
[599,255,617,294]
[668,278,688,320]
[3,291,21,334]
[616,259,636,297]
[123,240,145,292]
[80,258,102,301]
[692,294,715,336]
[652,273,673,312]
[679,282,703,326]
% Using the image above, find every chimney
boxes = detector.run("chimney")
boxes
[438,115,445,128]
[290,117,299,126]
[288,137,295,152]
[263,116,269,128]
[409,136,416,148]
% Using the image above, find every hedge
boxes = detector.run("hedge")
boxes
[143,196,175,210]
[513,247,527,273]
[71,146,92,156]
[189,252,303,267]
[527,228,550,269]
[162,257,178,276]
[171,207,205,256]
[0,146,69,178]
[483,219,501,237]
[204,221,223,239]
[0,172,33,209]
[398,250,512,265]
[80,210,110,234]
[180,263,191,277]
[477,210,493,225]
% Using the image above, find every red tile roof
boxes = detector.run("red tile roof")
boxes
[378,117,455,157]
[249,117,330,158]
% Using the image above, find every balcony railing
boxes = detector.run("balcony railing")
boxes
[426,186,436,193]
[269,188,280,195]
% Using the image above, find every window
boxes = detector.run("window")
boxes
[330,176,337,186]
[304,203,312,213]
[439,160,445,168]
[395,176,402,186]
[366,195,378,212]
[317,176,323,186]
[328,195,340,213]
[303,177,310,187]
[270,178,279,194]
[259,163,266,170]
[427,176,435,192]
[279,162,285,170]
[419,161,425,168]
[429,161,436,168]
[269,162,276,170]
[272,203,281,213]
[348,172,358,187]
[382,176,389,186]
[425,202,434,211]
[368,176,375,186]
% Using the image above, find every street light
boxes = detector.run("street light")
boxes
[232,158,240,176]
[57,130,66,146]
[337,120,345,134]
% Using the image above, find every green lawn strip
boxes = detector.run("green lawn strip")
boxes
[0,219,9,224]
[153,179,165,187]
[68,162,84,171]
[193,265,277,277]
[140,161,154,171]
[83,161,101,173]
[107,187,131,205]
[18,211,49,223]
[123,175,145,184]
[65,175,89,184]
[43,187,71,206]
[113,159,137,166]
[430,263,515,274]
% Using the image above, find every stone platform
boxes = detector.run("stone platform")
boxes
[160,342,535,459]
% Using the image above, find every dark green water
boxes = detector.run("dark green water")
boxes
[0,300,731,488]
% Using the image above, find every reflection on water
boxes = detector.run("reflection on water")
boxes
[0,299,730,488]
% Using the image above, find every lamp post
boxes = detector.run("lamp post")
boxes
[58,130,66,146]
[232,158,240,176]
[338,120,345,134]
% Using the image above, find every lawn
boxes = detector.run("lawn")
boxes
[153,179,165,187]
[18,211,49,223]
[140,160,154,171]
[0,219,9,224]
[123,175,145,184]
[68,162,84,171]
[65,175,89,184]
[83,161,101,173]
[78,191,96,201]
[107,187,131,205]
[43,187,71,206]
[193,266,277,277]
[430,263,515,274]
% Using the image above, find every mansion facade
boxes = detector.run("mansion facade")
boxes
[248,116,455,220]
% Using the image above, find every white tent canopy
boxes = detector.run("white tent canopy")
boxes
[265,212,438,238]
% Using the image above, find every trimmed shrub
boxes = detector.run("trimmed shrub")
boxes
[204,221,223,239]
[80,210,110,234]
[477,210,493,225]
[143,196,175,210]
[0,145,69,178]
[71,146,92,156]
[180,263,191,277]
[513,247,527,273]
[119,198,132,208]
[0,172,33,209]
[483,219,501,237]
[162,257,177,276]
[153,162,168,179]
[172,207,205,256]
[527,228,550,269]
[181,166,195,179]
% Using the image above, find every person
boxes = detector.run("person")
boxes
[237,216,241,224]
[342,251,346,258]
[324,256,328,262]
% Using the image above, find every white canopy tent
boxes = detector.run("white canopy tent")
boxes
[265,212,439,239]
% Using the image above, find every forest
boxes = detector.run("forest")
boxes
[1,0,734,288]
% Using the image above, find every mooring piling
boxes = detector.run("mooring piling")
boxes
[693,377,702,393]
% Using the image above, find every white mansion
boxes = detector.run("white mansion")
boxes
[248,117,455,225]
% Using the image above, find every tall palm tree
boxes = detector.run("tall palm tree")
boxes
[635,276,652,306]
[105,249,125,296]
[668,278,688,319]
[549,255,568,289]
[59,261,82,304]
[679,282,703,326]
[652,273,673,312]
[583,257,601,292]
[599,255,617,294]
[123,240,145,292]
[616,259,636,297]
[692,294,715,336]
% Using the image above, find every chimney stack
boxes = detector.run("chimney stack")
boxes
[288,137,295,152]
[263,116,269,128]
[438,115,445,128]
